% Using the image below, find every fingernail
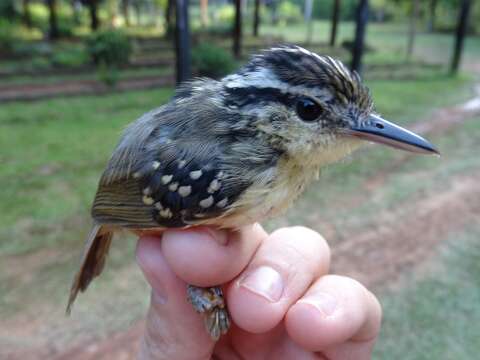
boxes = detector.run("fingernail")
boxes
[239,266,284,302]
[298,292,338,316]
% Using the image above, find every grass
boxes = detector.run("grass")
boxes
[374,224,480,360]
[0,88,173,256]
[0,67,171,86]
[262,20,480,68]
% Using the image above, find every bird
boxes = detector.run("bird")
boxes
[67,45,438,340]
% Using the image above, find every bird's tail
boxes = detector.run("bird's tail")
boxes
[66,223,113,314]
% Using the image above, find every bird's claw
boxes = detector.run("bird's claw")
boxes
[187,285,230,340]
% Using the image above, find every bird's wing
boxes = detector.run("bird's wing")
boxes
[91,108,251,229]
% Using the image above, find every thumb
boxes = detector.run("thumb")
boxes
[136,235,214,360]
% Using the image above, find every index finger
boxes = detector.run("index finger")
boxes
[161,223,266,287]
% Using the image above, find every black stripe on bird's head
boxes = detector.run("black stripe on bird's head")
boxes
[220,46,437,161]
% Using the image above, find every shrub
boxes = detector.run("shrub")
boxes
[0,19,15,53]
[86,29,131,67]
[214,4,235,24]
[86,30,131,87]
[97,62,119,88]
[277,1,302,24]
[29,56,52,71]
[192,43,236,79]
[51,47,88,68]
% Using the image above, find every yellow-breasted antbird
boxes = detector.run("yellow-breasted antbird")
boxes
[67,46,438,340]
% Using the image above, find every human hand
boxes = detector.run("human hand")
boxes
[136,224,382,360]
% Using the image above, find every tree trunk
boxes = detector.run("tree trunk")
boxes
[253,0,260,37]
[330,0,340,47]
[451,0,472,74]
[351,0,368,74]
[133,1,141,25]
[406,0,419,60]
[122,0,130,26]
[233,0,242,58]
[200,0,209,27]
[46,0,59,39]
[72,0,81,25]
[22,0,32,28]
[427,0,438,32]
[166,0,175,37]
[304,0,313,45]
[175,0,191,84]
[88,0,100,31]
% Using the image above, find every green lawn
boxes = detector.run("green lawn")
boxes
[262,21,480,68]
[374,224,480,359]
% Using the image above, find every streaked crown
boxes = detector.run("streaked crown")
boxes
[223,45,373,114]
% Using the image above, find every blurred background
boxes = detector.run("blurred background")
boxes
[1,0,480,359]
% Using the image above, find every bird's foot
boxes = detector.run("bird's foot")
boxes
[187,285,230,340]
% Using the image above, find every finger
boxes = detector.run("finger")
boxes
[227,226,331,333]
[285,275,382,355]
[136,236,214,360]
[161,224,266,286]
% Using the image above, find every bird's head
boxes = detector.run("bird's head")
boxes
[220,46,438,168]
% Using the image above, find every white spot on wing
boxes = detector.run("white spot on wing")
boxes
[207,179,221,194]
[199,196,214,208]
[178,185,192,197]
[168,182,179,191]
[178,160,186,169]
[189,170,203,180]
[216,198,228,208]
[161,175,173,184]
[159,208,172,218]
[142,196,154,205]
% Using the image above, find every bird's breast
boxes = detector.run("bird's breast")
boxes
[212,159,318,228]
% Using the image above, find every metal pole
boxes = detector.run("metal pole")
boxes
[175,0,191,84]
[450,0,471,74]
[351,0,369,74]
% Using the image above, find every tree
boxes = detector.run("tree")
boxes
[253,0,260,37]
[330,0,340,47]
[81,0,101,31]
[166,0,175,37]
[304,0,313,45]
[351,0,369,73]
[46,0,60,39]
[175,0,191,83]
[427,0,438,32]
[233,0,242,58]
[451,0,472,74]
[406,0,420,60]
[121,0,131,26]
[22,0,32,28]
[200,0,209,27]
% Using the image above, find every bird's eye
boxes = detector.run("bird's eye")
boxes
[296,97,322,122]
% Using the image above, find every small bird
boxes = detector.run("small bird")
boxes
[67,45,438,340]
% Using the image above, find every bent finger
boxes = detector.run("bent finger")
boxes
[285,275,382,355]
[227,226,331,333]
[161,224,266,287]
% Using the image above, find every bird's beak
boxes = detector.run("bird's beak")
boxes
[343,114,439,155]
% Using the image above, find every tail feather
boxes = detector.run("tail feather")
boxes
[67,224,113,314]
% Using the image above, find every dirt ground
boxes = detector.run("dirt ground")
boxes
[2,77,469,360]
